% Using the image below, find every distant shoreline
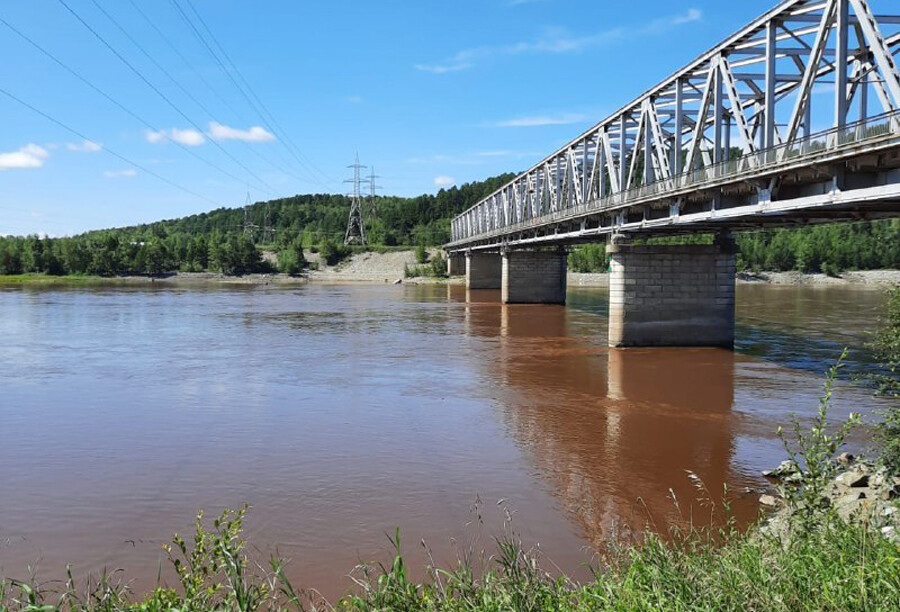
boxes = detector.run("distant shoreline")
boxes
[2,250,899,289]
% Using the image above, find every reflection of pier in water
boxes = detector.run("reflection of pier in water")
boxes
[451,285,750,546]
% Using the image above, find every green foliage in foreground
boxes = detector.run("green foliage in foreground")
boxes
[2,505,898,612]
[873,286,900,472]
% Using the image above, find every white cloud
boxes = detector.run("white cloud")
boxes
[670,8,702,26]
[416,8,701,73]
[207,121,275,142]
[346,95,364,104]
[414,62,472,74]
[434,175,456,187]
[146,128,206,146]
[0,144,50,170]
[103,169,137,178]
[490,113,588,128]
[66,139,102,153]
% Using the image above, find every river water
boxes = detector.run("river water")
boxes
[0,282,891,599]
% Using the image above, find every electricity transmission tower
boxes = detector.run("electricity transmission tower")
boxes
[366,167,381,222]
[262,201,274,244]
[344,154,367,245]
[243,189,258,240]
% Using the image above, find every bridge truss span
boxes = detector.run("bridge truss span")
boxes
[447,0,900,252]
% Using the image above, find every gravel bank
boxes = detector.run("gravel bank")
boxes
[307,249,420,283]
[738,269,900,286]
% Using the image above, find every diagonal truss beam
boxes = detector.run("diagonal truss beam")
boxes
[449,0,900,245]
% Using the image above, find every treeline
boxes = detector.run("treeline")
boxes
[567,219,900,274]
[0,174,514,277]
[736,220,900,274]
[125,173,515,249]
[0,231,269,277]
[2,171,898,277]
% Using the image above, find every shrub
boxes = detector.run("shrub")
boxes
[319,238,350,266]
[414,244,428,264]
[777,350,860,520]
[277,239,307,276]
[821,261,842,278]
[871,286,900,471]
[429,253,447,277]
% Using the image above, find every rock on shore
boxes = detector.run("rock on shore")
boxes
[760,458,900,543]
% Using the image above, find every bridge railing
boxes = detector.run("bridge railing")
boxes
[450,109,900,246]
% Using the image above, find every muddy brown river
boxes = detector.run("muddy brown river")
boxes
[0,282,892,599]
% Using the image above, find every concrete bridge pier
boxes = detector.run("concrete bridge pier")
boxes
[606,235,736,347]
[446,252,466,276]
[502,249,567,304]
[466,251,502,289]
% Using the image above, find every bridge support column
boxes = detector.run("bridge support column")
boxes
[606,237,735,347]
[466,252,502,289]
[446,252,466,276]
[502,249,567,304]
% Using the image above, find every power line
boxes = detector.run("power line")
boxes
[183,0,334,185]
[125,0,249,125]
[55,0,277,196]
[0,85,220,207]
[166,0,318,185]
[172,0,335,189]
[109,0,313,187]
[90,0,224,131]
[0,14,270,194]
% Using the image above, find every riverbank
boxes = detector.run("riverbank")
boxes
[3,498,898,611]
[738,269,900,286]
[2,252,899,287]
[0,272,308,287]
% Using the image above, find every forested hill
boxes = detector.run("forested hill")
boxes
[103,172,518,248]
[0,173,515,276]
[1,168,899,278]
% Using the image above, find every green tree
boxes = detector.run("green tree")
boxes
[277,238,307,276]
[568,244,607,273]
[319,238,349,266]
[142,240,170,276]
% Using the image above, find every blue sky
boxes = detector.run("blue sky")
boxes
[0,0,778,236]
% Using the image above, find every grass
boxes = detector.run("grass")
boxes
[2,504,899,612]
[0,274,134,286]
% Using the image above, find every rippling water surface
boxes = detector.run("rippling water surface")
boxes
[0,282,890,598]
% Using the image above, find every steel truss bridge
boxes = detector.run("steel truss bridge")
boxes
[447,0,900,252]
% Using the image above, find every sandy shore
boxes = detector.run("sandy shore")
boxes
[307,249,416,284]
